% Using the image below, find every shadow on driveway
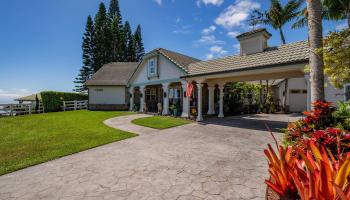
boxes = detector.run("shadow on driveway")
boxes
[199,114,297,133]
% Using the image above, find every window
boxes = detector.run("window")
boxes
[148,58,157,77]
[290,89,301,94]
[94,88,104,92]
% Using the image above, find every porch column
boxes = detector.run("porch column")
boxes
[218,84,224,118]
[139,86,145,112]
[305,74,311,111]
[196,82,203,122]
[181,81,190,118]
[207,84,215,115]
[162,83,170,115]
[129,87,134,111]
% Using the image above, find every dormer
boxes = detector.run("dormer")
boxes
[236,28,272,56]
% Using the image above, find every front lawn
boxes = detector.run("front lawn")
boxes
[0,110,135,175]
[132,116,192,129]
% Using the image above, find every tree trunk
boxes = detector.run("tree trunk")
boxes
[283,79,288,112]
[307,0,325,103]
[347,12,350,28]
[279,28,286,45]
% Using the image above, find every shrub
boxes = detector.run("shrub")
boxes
[41,91,87,112]
[283,101,350,154]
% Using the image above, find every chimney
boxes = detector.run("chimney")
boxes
[236,28,272,56]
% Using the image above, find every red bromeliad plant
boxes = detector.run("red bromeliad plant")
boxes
[265,140,350,200]
[290,140,350,200]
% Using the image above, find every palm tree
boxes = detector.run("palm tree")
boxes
[307,0,325,102]
[251,0,303,112]
[293,0,350,29]
[252,0,304,44]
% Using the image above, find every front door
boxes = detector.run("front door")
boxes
[145,87,163,112]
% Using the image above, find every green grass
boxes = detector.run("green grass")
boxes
[0,110,136,175]
[132,116,192,129]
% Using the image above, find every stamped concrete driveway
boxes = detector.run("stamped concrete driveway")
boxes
[0,114,298,200]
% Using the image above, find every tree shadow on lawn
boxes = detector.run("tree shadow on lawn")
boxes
[198,116,289,133]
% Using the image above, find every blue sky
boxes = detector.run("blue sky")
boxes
[0,0,346,103]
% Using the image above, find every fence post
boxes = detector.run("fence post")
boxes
[74,101,77,110]
[63,101,66,112]
[28,105,32,115]
[10,104,13,116]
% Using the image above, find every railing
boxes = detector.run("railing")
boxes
[0,102,44,117]
[62,100,88,111]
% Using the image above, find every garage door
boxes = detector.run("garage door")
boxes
[289,89,307,112]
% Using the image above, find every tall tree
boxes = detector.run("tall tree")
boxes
[124,21,136,62]
[93,3,112,71]
[323,0,350,27]
[108,0,122,27]
[110,17,120,62]
[252,0,304,44]
[74,15,94,93]
[252,0,303,112]
[307,0,325,102]
[134,25,145,62]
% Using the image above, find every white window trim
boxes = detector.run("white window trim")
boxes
[147,57,157,77]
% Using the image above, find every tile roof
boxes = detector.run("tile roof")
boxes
[15,93,41,102]
[86,62,139,86]
[156,48,201,72]
[186,41,309,76]
[236,28,272,39]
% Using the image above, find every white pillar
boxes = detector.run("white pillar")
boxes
[305,75,311,111]
[218,85,224,118]
[196,83,203,122]
[139,86,145,112]
[207,84,215,115]
[129,87,134,111]
[162,83,170,115]
[181,81,190,118]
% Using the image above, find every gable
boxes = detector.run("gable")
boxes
[129,54,187,87]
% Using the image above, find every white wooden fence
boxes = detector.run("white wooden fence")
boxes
[0,102,44,117]
[62,100,88,111]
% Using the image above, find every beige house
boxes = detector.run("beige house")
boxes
[87,29,349,120]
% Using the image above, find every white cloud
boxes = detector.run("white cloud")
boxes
[176,17,181,23]
[0,89,32,99]
[215,0,260,30]
[195,35,225,46]
[153,0,162,5]
[206,45,227,60]
[227,31,240,38]
[336,22,348,31]
[233,43,241,53]
[197,0,224,7]
[201,25,216,35]
[173,24,192,34]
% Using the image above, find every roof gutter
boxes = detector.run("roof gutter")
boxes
[181,59,308,79]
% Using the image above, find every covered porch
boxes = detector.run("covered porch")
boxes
[182,62,310,121]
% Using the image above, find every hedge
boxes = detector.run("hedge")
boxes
[40,91,88,112]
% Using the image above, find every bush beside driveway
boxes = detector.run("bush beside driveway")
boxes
[0,110,136,175]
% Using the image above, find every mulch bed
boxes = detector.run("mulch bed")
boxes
[266,186,280,200]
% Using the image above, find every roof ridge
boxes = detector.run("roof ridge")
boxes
[158,48,201,61]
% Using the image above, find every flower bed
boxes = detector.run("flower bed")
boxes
[265,101,350,200]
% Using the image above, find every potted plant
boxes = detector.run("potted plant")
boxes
[170,104,178,116]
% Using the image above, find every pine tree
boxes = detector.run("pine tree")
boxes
[124,21,136,62]
[111,17,120,62]
[134,25,145,62]
[74,15,94,93]
[108,0,122,27]
[93,3,112,71]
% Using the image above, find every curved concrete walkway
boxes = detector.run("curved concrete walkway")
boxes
[104,114,159,135]
[0,114,288,200]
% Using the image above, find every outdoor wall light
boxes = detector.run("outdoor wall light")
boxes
[183,91,187,97]
[140,93,143,98]
[163,92,167,98]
